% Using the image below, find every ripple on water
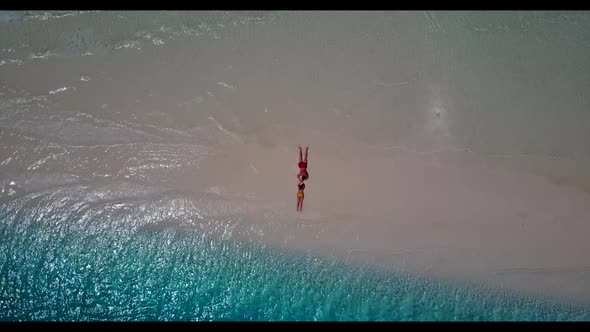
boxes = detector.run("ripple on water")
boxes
[1,192,589,321]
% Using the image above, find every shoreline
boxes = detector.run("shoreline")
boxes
[184,141,590,305]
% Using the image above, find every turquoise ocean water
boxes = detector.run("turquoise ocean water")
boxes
[1,206,588,321]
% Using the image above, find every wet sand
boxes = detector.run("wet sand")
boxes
[179,139,590,305]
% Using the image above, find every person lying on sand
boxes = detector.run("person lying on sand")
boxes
[297,146,309,182]
[296,181,306,212]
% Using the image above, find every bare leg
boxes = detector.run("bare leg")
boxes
[299,146,303,162]
[304,147,308,163]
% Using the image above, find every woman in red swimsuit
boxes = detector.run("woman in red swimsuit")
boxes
[297,146,309,182]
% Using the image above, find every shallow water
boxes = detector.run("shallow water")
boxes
[1,205,588,321]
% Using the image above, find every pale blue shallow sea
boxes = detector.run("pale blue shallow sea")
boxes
[1,210,589,321]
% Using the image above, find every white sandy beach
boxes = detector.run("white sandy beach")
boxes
[2,11,590,306]
[177,138,590,305]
